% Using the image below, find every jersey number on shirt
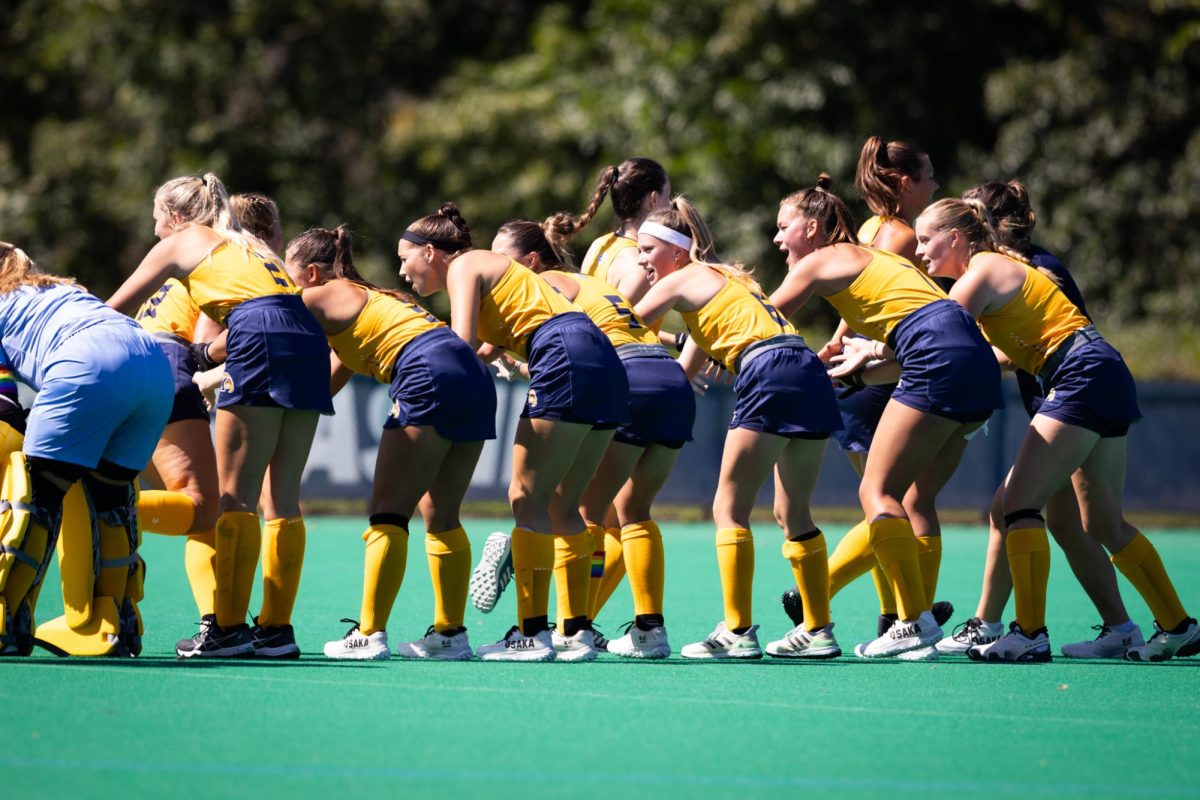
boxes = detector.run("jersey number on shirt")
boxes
[750,291,788,330]
[604,295,644,329]
[257,254,292,289]
[137,283,173,320]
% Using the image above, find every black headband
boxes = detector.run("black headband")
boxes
[401,230,461,251]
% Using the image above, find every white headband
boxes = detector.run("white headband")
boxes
[639,221,693,252]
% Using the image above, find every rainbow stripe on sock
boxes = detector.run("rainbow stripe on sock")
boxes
[590,550,605,579]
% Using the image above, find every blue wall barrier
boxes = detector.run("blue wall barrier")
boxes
[301,376,1200,513]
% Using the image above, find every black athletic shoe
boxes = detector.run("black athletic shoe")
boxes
[877,613,899,637]
[118,598,142,657]
[176,615,255,659]
[0,598,35,657]
[781,588,805,627]
[251,621,301,659]
[931,600,954,628]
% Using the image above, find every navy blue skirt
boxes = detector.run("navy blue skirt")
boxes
[219,295,334,413]
[383,328,497,441]
[521,312,630,428]
[613,349,695,449]
[152,334,209,425]
[889,300,1003,424]
[1037,338,1141,438]
[730,343,842,438]
[832,382,893,454]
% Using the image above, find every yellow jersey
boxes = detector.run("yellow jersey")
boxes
[326,287,446,384]
[135,278,201,341]
[975,254,1090,374]
[678,269,795,373]
[856,215,897,247]
[824,246,947,343]
[559,273,657,348]
[580,232,637,286]
[181,234,299,324]
[477,259,576,360]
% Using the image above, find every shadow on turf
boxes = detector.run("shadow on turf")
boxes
[0,655,385,669]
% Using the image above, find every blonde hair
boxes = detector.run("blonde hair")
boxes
[918,198,1030,264]
[229,193,281,242]
[0,243,79,295]
[154,173,270,253]
[643,196,759,290]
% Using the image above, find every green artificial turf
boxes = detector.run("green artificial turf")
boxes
[2,519,1198,799]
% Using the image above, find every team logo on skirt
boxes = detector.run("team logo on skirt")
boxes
[1045,389,1056,402]
[527,388,538,408]
[221,374,235,394]
[390,399,400,418]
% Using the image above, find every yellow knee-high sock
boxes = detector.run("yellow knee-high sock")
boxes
[512,528,554,633]
[591,527,626,619]
[916,536,942,604]
[869,517,928,621]
[138,490,196,536]
[1112,532,1188,631]
[213,511,260,628]
[1006,526,1050,632]
[554,530,594,624]
[259,516,306,627]
[870,567,898,616]
[359,523,408,634]
[716,527,754,630]
[185,530,217,617]
[782,534,830,630]
[621,520,664,617]
[828,520,877,599]
[426,526,471,632]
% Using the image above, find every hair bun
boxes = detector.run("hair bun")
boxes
[816,173,834,191]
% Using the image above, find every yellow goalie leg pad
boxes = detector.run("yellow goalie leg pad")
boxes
[716,527,754,631]
[0,420,24,463]
[56,484,95,629]
[1112,531,1189,632]
[359,524,408,635]
[258,516,306,627]
[869,517,928,621]
[782,534,830,630]
[35,596,121,657]
[0,452,51,634]
[138,490,196,536]
[553,530,593,623]
[426,526,470,632]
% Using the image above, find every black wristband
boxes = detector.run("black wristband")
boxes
[846,369,866,389]
[189,341,219,371]
[674,331,689,352]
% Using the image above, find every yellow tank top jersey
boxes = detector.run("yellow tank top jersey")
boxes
[857,215,897,247]
[135,278,201,341]
[580,233,637,286]
[477,259,576,360]
[824,246,947,343]
[326,287,446,384]
[559,273,657,348]
[678,271,795,373]
[181,235,299,324]
[975,254,1090,375]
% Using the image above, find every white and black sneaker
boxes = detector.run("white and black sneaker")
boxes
[1126,618,1200,662]
[936,617,1004,655]
[766,622,841,659]
[1061,623,1145,659]
[855,611,942,658]
[551,628,600,662]
[176,615,255,659]
[251,619,301,659]
[324,619,390,660]
[470,532,513,613]
[476,626,556,662]
[608,622,672,659]
[395,625,473,661]
[680,622,763,660]
[967,621,1051,663]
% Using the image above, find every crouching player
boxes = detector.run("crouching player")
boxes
[0,243,172,657]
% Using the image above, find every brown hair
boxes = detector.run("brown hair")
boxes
[961,181,1036,255]
[288,226,416,302]
[780,174,858,246]
[495,212,581,272]
[585,158,669,225]
[0,243,79,295]
[229,193,281,242]
[644,196,758,288]
[854,137,928,218]
[918,198,1030,264]
[404,202,473,254]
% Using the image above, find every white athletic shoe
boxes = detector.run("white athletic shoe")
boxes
[607,624,672,659]
[323,620,390,661]
[936,617,1005,655]
[476,626,556,662]
[551,629,600,662]
[967,622,1051,663]
[896,646,939,662]
[1125,618,1200,662]
[470,532,513,613]
[855,611,942,658]
[766,622,841,659]
[1061,623,1145,659]
[394,626,473,661]
[680,622,763,660]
